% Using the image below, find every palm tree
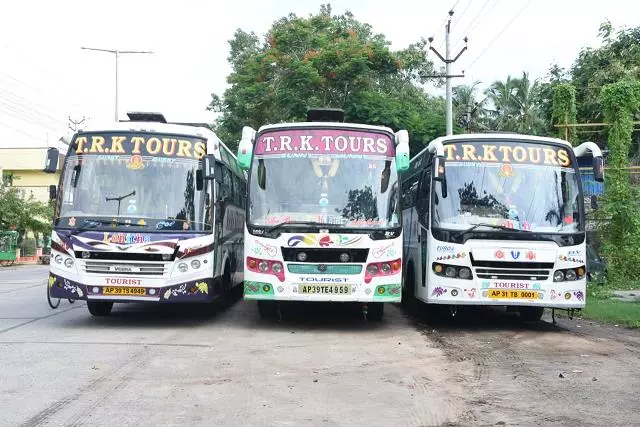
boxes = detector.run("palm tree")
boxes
[484,72,545,134]
[453,81,489,133]
[511,72,545,134]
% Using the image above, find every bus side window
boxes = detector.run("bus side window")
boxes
[221,167,233,201]
[416,168,431,226]
[401,174,418,209]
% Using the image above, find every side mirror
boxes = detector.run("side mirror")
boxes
[593,156,604,182]
[395,130,410,172]
[49,185,57,201]
[432,155,446,181]
[196,170,204,191]
[590,195,598,210]
[237,126,255,170]
[44,148,59,173]
[203,155,223,182]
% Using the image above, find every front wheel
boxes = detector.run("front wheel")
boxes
[518,306,544,322]
[47,286,61,309]
[87,301,113,316]
[366,302,384,321]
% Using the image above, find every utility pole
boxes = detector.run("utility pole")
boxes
[425,10,468,135]
[81,47,153,121]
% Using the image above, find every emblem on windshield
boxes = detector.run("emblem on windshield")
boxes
[127,154,145,170]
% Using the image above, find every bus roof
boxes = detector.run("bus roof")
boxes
[411,132,572,162]
[257,121,395,134]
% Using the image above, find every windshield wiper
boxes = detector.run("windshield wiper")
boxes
[452,222,528,238]
[265,221,338,235]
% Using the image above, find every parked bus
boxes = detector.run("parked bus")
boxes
[43,112,245,316]
[401,133,604,321]
[236,109,410,320]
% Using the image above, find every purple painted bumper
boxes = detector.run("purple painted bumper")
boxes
[48,273,217,303]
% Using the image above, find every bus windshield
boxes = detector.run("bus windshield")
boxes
[433,140,583,234]
[248,128,400,230]
[56,132,210,232]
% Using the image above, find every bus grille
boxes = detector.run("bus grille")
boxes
[82,261,167,276]
[471,259,554,281]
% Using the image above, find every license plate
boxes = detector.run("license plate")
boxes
[298,284,352,295]
[103,286,147,296]
[488,289,538,299]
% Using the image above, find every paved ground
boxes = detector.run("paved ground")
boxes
[1,265,639,427]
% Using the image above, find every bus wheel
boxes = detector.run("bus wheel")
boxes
[87,301,113,316]
[366,302,384,321]
[402,267,418,315]
[257,300,279,320]
[518,306,544,322]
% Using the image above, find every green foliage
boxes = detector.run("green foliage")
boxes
[551,83,577,144]
[210,4,444,154]
[453,81,489,133]
[0,181,53,238]
[569,21,640,144]
[598,80,640,284]
[483,72,545,134]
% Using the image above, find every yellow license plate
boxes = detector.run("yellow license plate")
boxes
[103,286,147,296]
[298,284,352,295]
[488,289,538,299]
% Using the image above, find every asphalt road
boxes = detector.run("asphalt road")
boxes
[1,265,639,427]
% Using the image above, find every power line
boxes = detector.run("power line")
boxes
[452,0,496,50]
[0,87,68,128]
[464,0,533,69]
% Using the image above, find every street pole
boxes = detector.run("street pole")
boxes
[425,10,468,135]
[81,47,153,121]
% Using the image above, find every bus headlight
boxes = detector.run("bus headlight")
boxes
[445,266,457,278]
[64,258,74,268]
[565,269,577,281]
[367,264,379,275]
[381,263,391,273]
[191,260,201,269]
[258,260,269,272]
[458,267,472,279]
[553,270,565,282]
[272,263,283,274]
[178,262,188,273]
[55,255,63,264]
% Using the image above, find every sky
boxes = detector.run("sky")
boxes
[1,0,639,149]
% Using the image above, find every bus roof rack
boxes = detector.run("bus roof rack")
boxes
[125,111,167,123]
[307,108,344,123]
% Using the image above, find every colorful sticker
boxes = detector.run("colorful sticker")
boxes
[126,154,145,170]
[435,252,467,261]
[68,217,76,227]
[431,286,447,297]
[499,164,515,178]
[373,284,401,299]
[254,240,277,257]
[287,234,363,247]
[558,255,585,263]
[465,288,477,298]
[244,281,275,299]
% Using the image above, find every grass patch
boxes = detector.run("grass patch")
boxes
[582,290,640,328]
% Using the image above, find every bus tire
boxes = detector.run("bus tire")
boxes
[367,302,384,321]
[518,306,544,322]
[402,264,418,314]
[87,301,113,316]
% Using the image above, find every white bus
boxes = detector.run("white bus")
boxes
[401,133,604,321]
[236,109,410,320]
[43,112,246,316]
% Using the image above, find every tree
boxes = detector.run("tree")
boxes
[598,79,640,284]
[453,81,488,133]
[551,83,578,144]
[484,72,544,134]
[0,181,53,240]
[210,4,445,155]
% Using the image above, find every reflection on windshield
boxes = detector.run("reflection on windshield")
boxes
[57,156,209,231]
[249,155,400,229]
[434,162,582,233]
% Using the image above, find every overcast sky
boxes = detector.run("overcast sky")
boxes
[1,0,638,149]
